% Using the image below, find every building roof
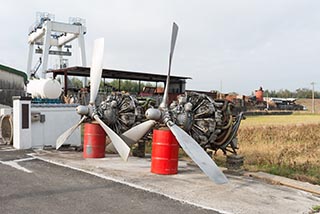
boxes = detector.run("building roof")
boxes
[0,64,28,81]
[48,66,191,83]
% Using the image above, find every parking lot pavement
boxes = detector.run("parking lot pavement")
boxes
[0,146,220,214]
[32,149,320,214]
[1,145,320,214]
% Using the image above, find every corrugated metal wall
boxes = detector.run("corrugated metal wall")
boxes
[0,70,26,107]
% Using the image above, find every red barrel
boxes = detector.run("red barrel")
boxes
[83,123,106,158]
[151,128,179,175]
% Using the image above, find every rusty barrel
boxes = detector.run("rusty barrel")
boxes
[83,122,106,158]
[255,89,264,102]
[0,114,13,145]
[151,128,179,175]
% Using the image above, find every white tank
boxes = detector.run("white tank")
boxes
[27,78,62,99]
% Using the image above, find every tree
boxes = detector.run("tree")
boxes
[70,77,83,88]
[264,88,320,99]
[107,80,156,93]
[295,88,311,98]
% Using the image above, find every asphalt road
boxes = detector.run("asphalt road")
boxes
[0,147,219,214]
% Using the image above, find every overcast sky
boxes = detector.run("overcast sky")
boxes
[1,0,320,95]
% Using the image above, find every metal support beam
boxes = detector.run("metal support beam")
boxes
[41,22,52,78]
[78,33,87,87]
[139,80,142,93]
[64,71,68,96]
[27,43,34,78]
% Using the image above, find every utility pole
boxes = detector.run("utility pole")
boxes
[219,80,222,99]
[311,82,315,114]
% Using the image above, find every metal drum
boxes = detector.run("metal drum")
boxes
[151,128,179,175]
[83,122,106,158]
[255,87,264,102]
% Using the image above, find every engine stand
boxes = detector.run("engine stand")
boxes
[225,154,244,176]
[132,140,146,158]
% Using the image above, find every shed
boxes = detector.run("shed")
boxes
[0,64,27,106]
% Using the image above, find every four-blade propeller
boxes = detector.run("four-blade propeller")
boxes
[56,38,130,161]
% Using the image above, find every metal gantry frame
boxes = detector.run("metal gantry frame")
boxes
[27,12,87,85]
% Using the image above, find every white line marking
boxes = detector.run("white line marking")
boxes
[31,154,232,214]
[0,148,17,152]
[14,157,36,162]
[0,157,35,173]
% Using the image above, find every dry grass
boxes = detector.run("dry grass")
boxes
[144,113,320,184]
[240,114,320,127]
[236,115,320,184]
[296,98,320,114]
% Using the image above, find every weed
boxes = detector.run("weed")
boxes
[310,205,320,214]
[237,115,320,184]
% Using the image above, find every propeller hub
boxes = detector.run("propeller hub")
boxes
[145,108,162,121]
[76,105,91,116]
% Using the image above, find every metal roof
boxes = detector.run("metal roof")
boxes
[49,66,191,83]
[0,64,28,82]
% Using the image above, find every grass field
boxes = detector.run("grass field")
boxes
[234,114,320,185]
[240,114,320,127]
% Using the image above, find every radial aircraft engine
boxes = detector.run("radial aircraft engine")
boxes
[109,22,229,184]
[169,92,243,155]
[96,92,144,135]
[56,38,142,161]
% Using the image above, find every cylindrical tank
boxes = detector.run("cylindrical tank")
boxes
[255,87,264,102]
[27,78,62,99]
[83,122,106,158]
[0,114,13,145]
[151,128,179,175]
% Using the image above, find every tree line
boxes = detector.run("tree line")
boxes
[69,77,157,93]
[263,88,320,99]
[65,78,320,99]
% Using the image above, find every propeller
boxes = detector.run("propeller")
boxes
[115,22,228,184]
[56,38,130,161]
[56,115,87,150]
[106,120,156,152]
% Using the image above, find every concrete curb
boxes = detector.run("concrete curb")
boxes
[244,171,320,196]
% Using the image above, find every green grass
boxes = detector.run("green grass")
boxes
[312,205,320,213]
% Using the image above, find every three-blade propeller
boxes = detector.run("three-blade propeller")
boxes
[56,38,130,161]
[112,22,228,184]
[57,25,228,184]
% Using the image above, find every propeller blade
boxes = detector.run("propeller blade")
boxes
[90,38,105,104]
[160,22,179,109]
[106,120,156,152]
[93,115,130,161]
[168,122,228,184]
[56,116,87,150]
[169,22,179,58]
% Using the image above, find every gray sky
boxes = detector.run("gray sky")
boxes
[1,0,320,95]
